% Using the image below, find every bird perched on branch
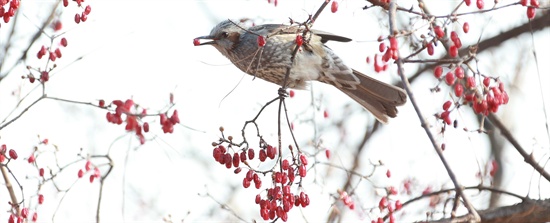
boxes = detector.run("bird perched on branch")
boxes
[195,19,407,123]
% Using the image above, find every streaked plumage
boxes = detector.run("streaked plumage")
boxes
[196,20,407,123]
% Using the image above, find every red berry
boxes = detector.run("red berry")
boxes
[464,0,471,6]
[476,0,484,9]
[85,160,92,171]
[8,149,17,160]
[84,5,92,15]
[80,13,87,22]
[170,109,180,124]
[389,186,398,195]
[21,208,28,218]
[248,148,255,160]
[473,99,488,114]
[455,67,465,79]
[434,26,445,38]
[78,169,84,178]
[379,42,386,53]
[395,200,403,210]
[257,36,266,47]
[441,111,450,120]
[298,165,306,177]
[449,45,458,57]
[53,20,62,31]
[531,0,540,7]
[454,84,464,97]
[38,194,44,204]
[74,13,81,24]
[527,7,536,19]
[28,153,35,163]
[323,110,329,118]
[386,169,391,178]
[32,213,37,222]
[389,37,398,50]
[325,149,331,159]
[289,90,295,98]
[450,31,459,42]
[426,42,434,56]
[463,22,470,33]
[445,72,456,85]
[520,0,528,5]
[483,77,491,87]
[54,48,62,58]
[282,159,289,170]
[434,66,443,79]
[466,76,476,89]
[443,101,452,110]
[232,153,240,167]
[39,168,44,177]
[295,35,303,47]
[40,71,50,82]
[331,1,338,13]
[193,38,200,46]
[379,196,388,209]
[259,149,266,161]
[243,178,251,188]
[224,153,232,169]
[239,151,246,162]
[299,154,308,165]
[63,0,68,7]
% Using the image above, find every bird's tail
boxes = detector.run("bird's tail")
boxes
[336,69,407,123]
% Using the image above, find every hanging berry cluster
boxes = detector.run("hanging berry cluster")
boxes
[421,13,510,126]
[211,127,312,222]
[102,97,180,144]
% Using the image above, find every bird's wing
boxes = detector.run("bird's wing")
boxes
[248,24,352,43]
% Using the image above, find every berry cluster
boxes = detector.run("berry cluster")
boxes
[520,0,539,19]
[371,190,403,223]
[435,64,509,125]
[0,144,18,162]
[373,37,399,72]
[77,160,101,183]
[62,0,92,24]
[0,0,19,24]
[338,190,355,210]
[426,17,509,125]
[211,128,313,222]
[8,207,38,223]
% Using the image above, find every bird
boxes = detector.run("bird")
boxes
[195,19,407,123]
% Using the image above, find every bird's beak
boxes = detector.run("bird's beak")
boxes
[194,36,216,46]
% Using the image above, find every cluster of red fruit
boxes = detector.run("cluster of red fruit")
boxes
[0,144,18,162]
[8,206,38,223]
[373,37,399,72]
[520,0,539,19]
[338,190,355,210]
[3,143,43,223]
[0,0,19,24]
[62,0,92,24]
[436,64,509,124]
[372,195,403,223]
[211,136,312,222]
[101,96,178,144]
[77,160,101,183]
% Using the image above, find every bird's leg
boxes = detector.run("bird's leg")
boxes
[277,88,289,98]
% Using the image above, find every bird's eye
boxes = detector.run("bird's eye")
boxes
[221,32,229,38]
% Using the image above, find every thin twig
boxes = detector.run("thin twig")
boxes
[487,113,550,182]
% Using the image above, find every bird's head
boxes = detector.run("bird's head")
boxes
[194,20,243,54]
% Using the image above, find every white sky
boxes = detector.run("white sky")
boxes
[0,0,549,222]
